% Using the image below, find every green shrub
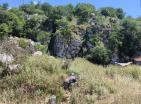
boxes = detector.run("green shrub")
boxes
[88,43,112,65]
[34,44,47,53]
[0,23,12,38]
[18,38,29,48]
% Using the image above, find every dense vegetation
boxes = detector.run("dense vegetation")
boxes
[0,2,141,64]
[1,54,141,104]
[1,2,141,104]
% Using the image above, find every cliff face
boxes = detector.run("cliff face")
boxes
[48,14,116,59]
[49,29,83,59]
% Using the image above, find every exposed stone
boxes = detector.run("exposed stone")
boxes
[49,95,57,104]
[32,51,43,56]
[7,64,21,74]
[0,53,14,64]
[0,64,21,78]
[49,34,82,59]
[9,36,36,54]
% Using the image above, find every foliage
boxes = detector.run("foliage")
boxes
[100,7,124,19]
[1,56,141,103]
[118,18,141,60]
[34,44,47,53]
[0,2,141,104]
[75,3,95,23]
[23,14,46,41]
[0,23,12,38]
[55,18,75,36]
[18,38,30,48]
[0,2,141,63]
[0,11,25,37]
[108,31,122,51]
[0,55,66,103]
[88,43,112,65]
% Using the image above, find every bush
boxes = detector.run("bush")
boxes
[18,38,29,48]
[34,44,47,53]
[75,3,95,23]
[88,43,112,65]
[0,23,12,38]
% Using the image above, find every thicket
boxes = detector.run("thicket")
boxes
[0,2,141,64]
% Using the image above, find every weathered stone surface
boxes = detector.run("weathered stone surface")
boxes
[0,53,14,64]
[32,51,43,56]
[49,34,82,59]
[0,64,21,78]
[7,64,21,74]
[9,36,36,54]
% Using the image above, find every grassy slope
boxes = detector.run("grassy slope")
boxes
[70,58,141,104]
[0,56,141,104]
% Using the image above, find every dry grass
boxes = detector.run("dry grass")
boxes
[0,57,141,104]
[69,58,141,104]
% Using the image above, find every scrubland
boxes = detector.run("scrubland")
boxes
[0,55,141,104]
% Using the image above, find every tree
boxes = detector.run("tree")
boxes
[100,7,125,19]
[118,18,141,61]
[55,19,74,36]
[24,14,46,41]
[2,3,9,10]
[65,4,74,15]
[37,31,50,45]
[116,8,125,19]
[65,4,74,21]
[108,31,122,51]
[100,7,116,17]
[0,23,12,38]
[51,6,66,19]
[20,3,43,15]
[41,3,52,16]
[88,43,112,65]
[75,3,95,23]
[0,11,25,37]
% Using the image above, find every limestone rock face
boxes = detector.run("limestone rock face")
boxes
[0,53,14,64]
[49,34,82,59]
[32,51,43,56]
[48,15,116,59]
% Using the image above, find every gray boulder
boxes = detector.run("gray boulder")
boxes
[49,34,82,59]
[32,51,43,56]
[7,64,21,74]
[0,53,14,64]
[0,64,21,78]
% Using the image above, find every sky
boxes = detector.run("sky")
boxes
[0,0,141,18]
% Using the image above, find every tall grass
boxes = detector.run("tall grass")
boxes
[0,57,141,104]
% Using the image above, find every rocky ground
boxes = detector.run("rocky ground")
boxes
[0,37,141,104]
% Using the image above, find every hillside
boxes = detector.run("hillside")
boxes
[0,37,141,104]
[0,2,141,104]
[1,50,141,103]
[0,2,141,64]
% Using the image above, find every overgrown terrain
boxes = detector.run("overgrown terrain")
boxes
[0,2,141,64]
[0,2,141,104]
[1,54,141,104]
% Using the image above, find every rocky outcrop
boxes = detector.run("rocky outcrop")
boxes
[0,53,14,64]
[32,51,43,56]
[0,64,21,78]
[49,34,83,59]
[7,64,21,74]
[9,36,36,54]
